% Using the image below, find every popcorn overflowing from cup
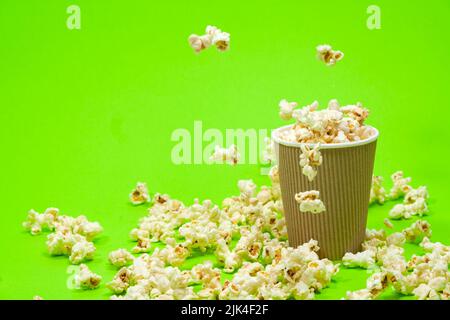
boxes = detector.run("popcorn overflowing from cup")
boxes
[276,99,373,144]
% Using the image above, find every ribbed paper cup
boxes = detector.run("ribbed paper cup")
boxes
[272,125,379,260]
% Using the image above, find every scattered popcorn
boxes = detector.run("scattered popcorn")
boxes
[275,99,374,144]
[342,249,376,268]
[389,200,427,220]
[383,218,393,229]
[23,208,103,265]
[386,232,405,247]
[109,249,135,267]
[209,145,240,165]
[389,171,412,200]
[370,176,387,205]
[188,25,230,53]
[346,271,389,300]
[299,144,322,181]
[73,264,102,290]
[295,190,326,214]
[69,237,96,264]
[413,283,440,300]
[316,44,344,66]
[130,182,150,205]
[389,185,429,219]
[23,208,59,235]
[132,238,152,253]
[402,220,432,244]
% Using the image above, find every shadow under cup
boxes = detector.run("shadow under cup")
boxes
[272,126,379,260]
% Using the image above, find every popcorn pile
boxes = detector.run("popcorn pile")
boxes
[316,44,344,66]
[276,99,374,144]
[107,173,340,300]
[295,191,326,214]
[369,171,429,220]
[344,220,449,300]
[188,25,230,53]
[23,208,103,265]
[209,145,240,165]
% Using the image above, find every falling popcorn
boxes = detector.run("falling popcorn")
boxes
[129,182,150,205]
[209,145,240,165]
[316,44,344,66]
[299,144,322,182]
[295,190,326,214]
[188,25,230,53]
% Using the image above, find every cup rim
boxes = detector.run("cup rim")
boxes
[272,124,379,149]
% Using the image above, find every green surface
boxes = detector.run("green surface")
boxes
[0,0,449,300]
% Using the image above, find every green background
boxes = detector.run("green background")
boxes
[0,0,449,300]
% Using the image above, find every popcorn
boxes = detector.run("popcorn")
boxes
[188,25,230,53]
[413,284,440,300]
[346,272,389,300]
[402,220,432,244]
[23,208,59,235]
[107,267,135,294]
[420,237,449,257]
[109,249,135,267]
[74,264,102,290]
[210,145,240,165]
[389,171,412,200]
[132,238,152,253]
[316,44,344,66]
[295,190,326,214]
[276,99,375,144]
[370,176,387,205]
[153,241,190,267]
[262,137,276,164]
[386,232,406,247]
[71,215,103,241]
[342,249,376,268]
[238,179,257,201]
[389,198,428,219]
[383,218,393,229]
[33,296,43,300]
[215,238,242,273]
[69,237,96,264]
[299,144,322,181]
[130,182,150,205]
[279,99,298,120]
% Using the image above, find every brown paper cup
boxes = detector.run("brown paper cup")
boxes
[272,125,378,260]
